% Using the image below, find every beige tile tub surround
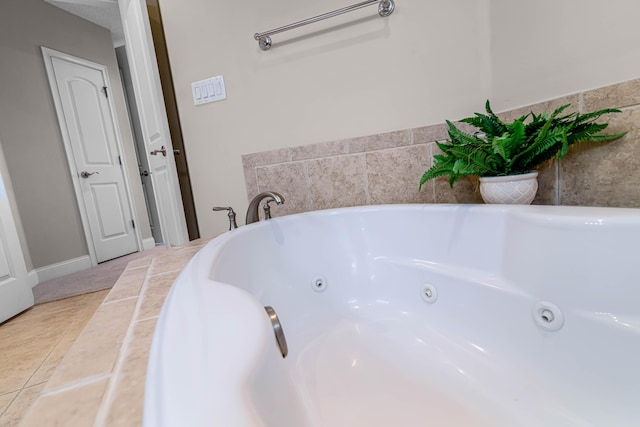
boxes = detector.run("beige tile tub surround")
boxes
[243,78,640,211]
[18,239,211,427]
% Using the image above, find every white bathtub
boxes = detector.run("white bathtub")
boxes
[144,204,640,427]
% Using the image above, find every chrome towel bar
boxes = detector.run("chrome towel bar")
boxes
[254,0,395,50]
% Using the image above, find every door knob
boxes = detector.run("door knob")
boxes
[140,170,149,176]
[150,145,167,157]
[80,171,99,178]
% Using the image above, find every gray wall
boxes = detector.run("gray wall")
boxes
[0,0,151,270]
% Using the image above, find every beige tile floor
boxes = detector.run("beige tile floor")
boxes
[10,238,211,426]
[0,290,109,426]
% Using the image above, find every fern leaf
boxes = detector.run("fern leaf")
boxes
[512,128,564,171]
[511,105,566,166]
[445,121,485,146]
[504,119,526,160]
[420,157,460,189]
[559,128,569,158]
[445,145,501,176]
[572,108,622,125]
[550,104,572,117]
[570,131,627,144]
[484,99,499,118]
[419,154,457,189]
[571,122,609,135]
[420,165,449,189]
[491,135,509,161]
[460,113,507,137]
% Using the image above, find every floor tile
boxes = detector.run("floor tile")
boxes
[25,290,108,388]
[0,391,18,415]
[0,383,44,427]
[0,293,102,394]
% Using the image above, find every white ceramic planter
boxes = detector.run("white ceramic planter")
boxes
[479,172,539,204]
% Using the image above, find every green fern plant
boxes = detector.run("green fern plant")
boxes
[419,100,627,189]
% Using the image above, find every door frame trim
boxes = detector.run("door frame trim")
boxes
[41,47,143,266]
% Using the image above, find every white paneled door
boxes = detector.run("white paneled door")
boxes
[0,143,33,323]
[119,0,189,246]
[43,49,139,263]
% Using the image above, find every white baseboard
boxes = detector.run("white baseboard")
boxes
[35,255,93,283]
[27,270,39,288]
[142,237,156,251]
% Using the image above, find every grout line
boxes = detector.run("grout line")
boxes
[124,263,153,271]
[148,268,184,278]
[19,301,84,391]
[429,143,437,203]
[264,148,410,166]
[362,154,371,205]
[40,373,111,397]
[102,295,138,306]
[22,380,47,388]
[253,166,260,197]
[92,259,157,427]
[342,139,349,155]
[135,315,159,323]
[557,159,562,205]
[303,161,313,211]
[0,391,19,418]
[578,91,585,113]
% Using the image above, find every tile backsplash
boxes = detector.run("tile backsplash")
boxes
[242,78,640,216]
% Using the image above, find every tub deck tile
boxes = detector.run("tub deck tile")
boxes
[19,377,108,427]
[103,317,158,426]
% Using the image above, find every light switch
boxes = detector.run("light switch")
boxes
[192,75,227,105]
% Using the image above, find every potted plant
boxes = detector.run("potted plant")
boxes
[419,101,627,204]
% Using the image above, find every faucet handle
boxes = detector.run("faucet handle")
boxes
[212,206,238,230]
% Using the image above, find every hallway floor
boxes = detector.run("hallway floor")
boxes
[0,290,109,426]
[33,247,167,305]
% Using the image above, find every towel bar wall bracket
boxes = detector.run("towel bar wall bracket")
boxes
[254,0,395,51]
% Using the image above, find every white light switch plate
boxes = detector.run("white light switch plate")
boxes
[192,75,226,105]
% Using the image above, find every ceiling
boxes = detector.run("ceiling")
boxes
[44,0,125,46]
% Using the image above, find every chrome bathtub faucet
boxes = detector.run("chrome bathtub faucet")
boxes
[213,191,284,229]
[246,191,285,224]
